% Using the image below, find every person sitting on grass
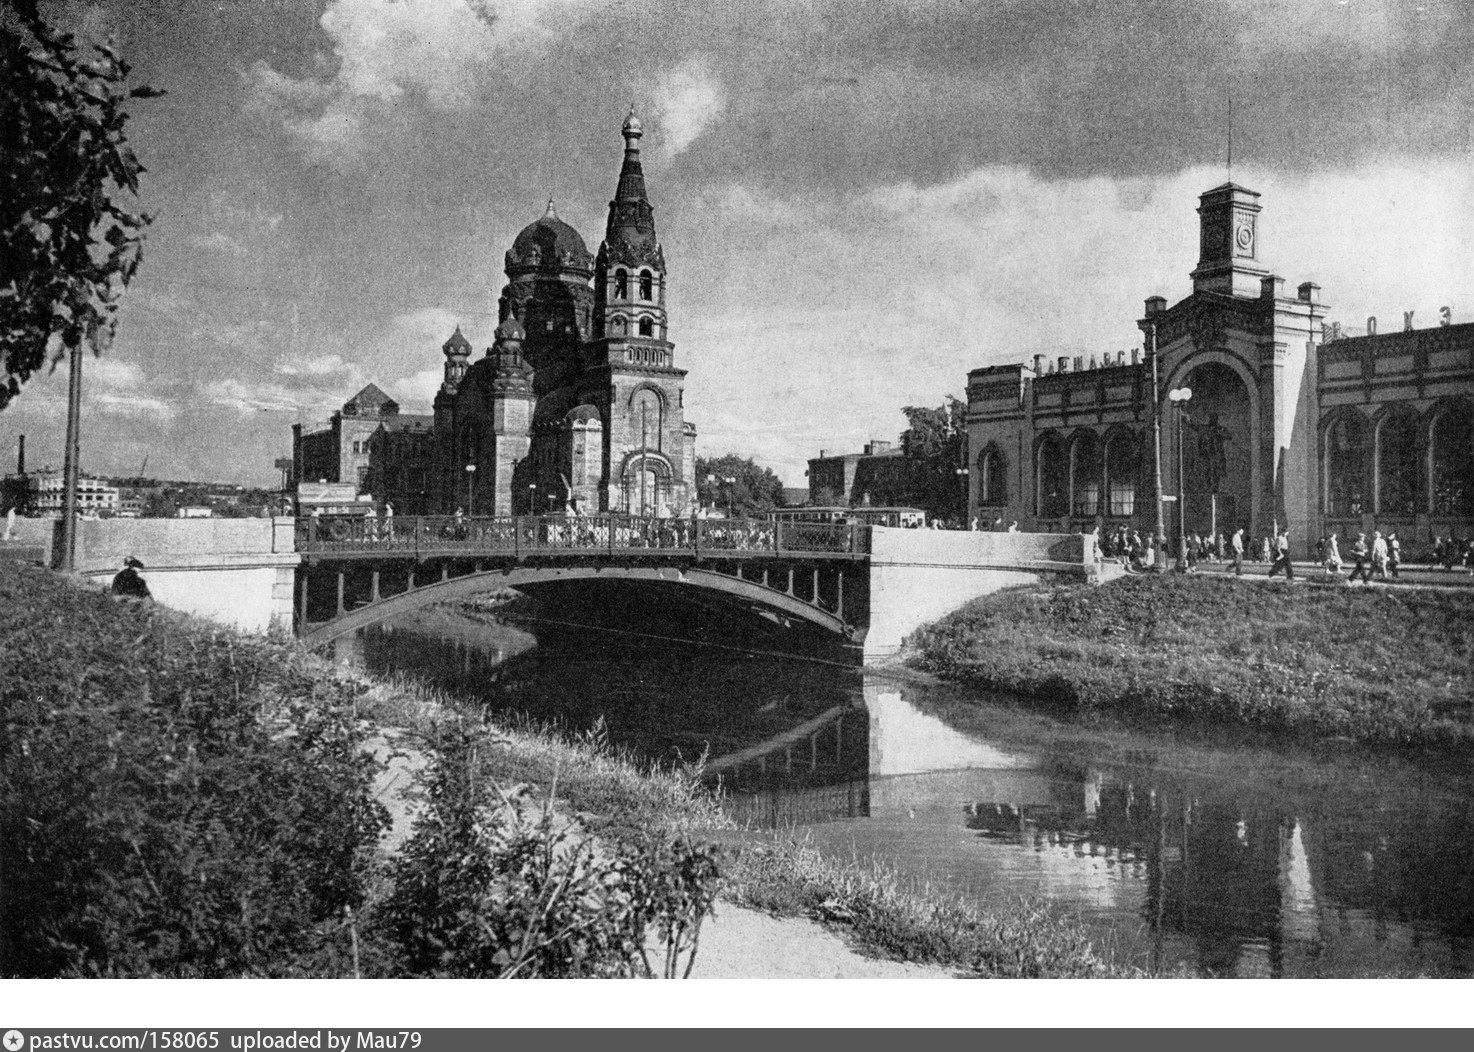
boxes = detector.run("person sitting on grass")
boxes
[110,556,151,600]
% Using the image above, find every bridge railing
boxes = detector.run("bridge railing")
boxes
[295,514,867,557]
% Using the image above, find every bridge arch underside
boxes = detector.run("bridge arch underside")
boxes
[297,557,868,651]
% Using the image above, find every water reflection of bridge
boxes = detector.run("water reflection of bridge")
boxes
[721,678,1474,977]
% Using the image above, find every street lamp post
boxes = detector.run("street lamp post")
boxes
[1146,321,1168,573]
[721,475,736,519]
[464,463,476,515]
[528,481,537,517]
[1168,387,1193,572]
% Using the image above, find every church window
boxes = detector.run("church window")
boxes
[1325,414,1368,517]
[639,270,654,300]
[1070,431,1101,518]
[614,270,628,299]
[638,317,653,337]
[1431,401,1474,517]
[611,316,626,335]
[1375,406,1420,516]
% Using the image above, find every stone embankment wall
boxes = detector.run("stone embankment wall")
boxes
[862,528,1098,660]
[71,517,300,633]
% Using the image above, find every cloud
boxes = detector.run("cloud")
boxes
[676,156,1473,485]
[652,57,725,158]
[244,0,577,165]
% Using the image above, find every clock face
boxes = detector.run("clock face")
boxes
[1235,221,1254,254]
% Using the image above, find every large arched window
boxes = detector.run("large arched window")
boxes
[614,270,628,299]
[1432,401,1474,516]
[1376,406,1420,515]
[1037,435,1067,519]
[1325,413,1368,517]
[639,270,654,300]
[1070,430,1101,517]
[978,447,1006,506]
[1105,431,1140,517]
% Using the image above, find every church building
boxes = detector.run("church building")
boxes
[313,110,697,518]
[965,182,1474,552]
[427,109,694,517]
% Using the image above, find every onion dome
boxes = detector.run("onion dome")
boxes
[442,325,471,357]
[565,403,602,426]
[488,314,532,391]
[505,199,593,277]
[494,315,525,342]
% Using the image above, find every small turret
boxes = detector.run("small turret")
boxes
[440,325,471,395]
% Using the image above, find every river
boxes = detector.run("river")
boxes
[334,600,1474,979]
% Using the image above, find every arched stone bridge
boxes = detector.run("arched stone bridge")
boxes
[295,514,871,648]
[294,514,1104,658]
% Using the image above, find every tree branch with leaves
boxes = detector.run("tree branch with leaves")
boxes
[1,0,161,410]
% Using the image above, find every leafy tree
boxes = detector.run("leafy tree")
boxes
[1,0,160,410]
[694,454,785,518]
[900,395,968,524]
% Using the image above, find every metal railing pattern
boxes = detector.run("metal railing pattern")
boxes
[295,514,870,558]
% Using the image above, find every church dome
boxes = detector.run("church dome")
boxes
[507,200,592,275]
[495,315,525,342]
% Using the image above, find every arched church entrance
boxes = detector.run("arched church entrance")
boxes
[1179,361,1252,539]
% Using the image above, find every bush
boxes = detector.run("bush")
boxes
[0,564,389,976]
[376,720,721,978]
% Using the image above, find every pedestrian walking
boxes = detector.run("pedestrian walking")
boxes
[1325,534,1342,577]
[1231,528,1244,576]
[1261,536,1271,564]
[1387,532,1401,580]
[1268,527,1295,580]
[1348,533,1372,584]
[1371,530,1389,580]
[3,505,14,542]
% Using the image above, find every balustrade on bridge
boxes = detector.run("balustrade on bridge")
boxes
[295,514,869,559]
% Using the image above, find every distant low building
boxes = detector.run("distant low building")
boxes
[28,470,120,517]
[807,440,914,507]
[291,384,434,498]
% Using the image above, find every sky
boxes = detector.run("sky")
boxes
[3,0,1472,488]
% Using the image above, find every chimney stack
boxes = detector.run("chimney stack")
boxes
[16,434,24,475]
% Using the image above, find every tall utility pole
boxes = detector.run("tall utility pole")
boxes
[58,341,83,571]
[1147,321,1167,573]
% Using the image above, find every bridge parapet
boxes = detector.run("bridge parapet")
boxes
[296,514,868,560]
[863,528,1095,660]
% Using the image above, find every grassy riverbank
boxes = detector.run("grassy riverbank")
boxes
[0,561,1139,978]
[909,574,1474,750]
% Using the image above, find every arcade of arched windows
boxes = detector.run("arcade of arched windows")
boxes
[1321,399,1474,520]
[1034,427,1144,522]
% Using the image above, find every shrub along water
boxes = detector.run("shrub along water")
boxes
[909,574,1474,750]
[0,563,388,977]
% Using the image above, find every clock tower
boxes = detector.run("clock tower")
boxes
[1191,182,1268,298]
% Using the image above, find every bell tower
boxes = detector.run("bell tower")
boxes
[594,107,669,347]
[1191,182,1269,298]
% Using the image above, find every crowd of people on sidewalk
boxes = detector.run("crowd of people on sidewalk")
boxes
[1095,522,1474,582]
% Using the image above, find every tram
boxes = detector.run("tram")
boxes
[767,505,928,529]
